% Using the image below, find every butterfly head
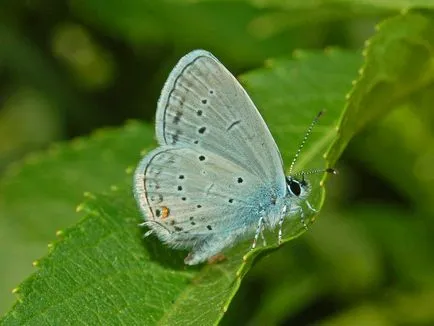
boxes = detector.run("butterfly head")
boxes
[286,111,336,202]
[285,175,311,200]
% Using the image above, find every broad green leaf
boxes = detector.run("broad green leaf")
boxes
[4,10,434,324]
[0,123,154,313]
[0,123,154,240]
[327,11,434,162]
[1,49,361,325]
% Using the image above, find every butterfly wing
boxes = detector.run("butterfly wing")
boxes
[155,50,285,184]
[134,145,270,263]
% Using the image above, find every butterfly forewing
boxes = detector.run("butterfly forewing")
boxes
[156,50,285,184]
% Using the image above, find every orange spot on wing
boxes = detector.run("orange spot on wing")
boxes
[207,253,226,264]
[161,206,170,219]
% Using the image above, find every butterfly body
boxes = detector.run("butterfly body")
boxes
[134,50,314,265]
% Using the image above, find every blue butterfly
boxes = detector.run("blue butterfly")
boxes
[134,50,334,265]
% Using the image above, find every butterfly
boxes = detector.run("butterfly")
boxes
[133,50,334,265]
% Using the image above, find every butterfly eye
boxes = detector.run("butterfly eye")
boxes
[288,179,301,196]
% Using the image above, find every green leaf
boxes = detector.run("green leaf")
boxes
[0,123,155,313]
[327,11,434,162]
[1,123,155,240]
[1,49,361,324]
[4,10,434,324]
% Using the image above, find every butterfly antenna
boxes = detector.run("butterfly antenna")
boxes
[294,167,338,179]
[289,110,324,175]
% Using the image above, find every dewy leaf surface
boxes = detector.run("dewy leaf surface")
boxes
[1,49,361,325]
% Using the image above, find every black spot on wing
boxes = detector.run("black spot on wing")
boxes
[198,127,206,134]
[173,111,182,124]
[227,120,241,131]
[161,54,209,144]
[171,129,182,145]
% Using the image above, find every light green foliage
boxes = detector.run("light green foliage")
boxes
[1,3,434,326]
[1,50,361,325]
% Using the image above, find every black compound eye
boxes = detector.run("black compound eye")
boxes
[288,179,301,196]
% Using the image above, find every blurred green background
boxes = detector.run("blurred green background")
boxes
[1,1,434,325]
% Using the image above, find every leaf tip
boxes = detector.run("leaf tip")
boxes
[12,287,20,294]
[83,191,95,199]
[32,260,39,267]
[56,230,64,237]
[76,203,85,213]
[374,22,381,32]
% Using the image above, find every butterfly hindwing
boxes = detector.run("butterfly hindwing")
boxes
[134,145,266,250]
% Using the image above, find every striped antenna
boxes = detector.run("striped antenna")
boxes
[294,167,338,179]
[289,110,324,175]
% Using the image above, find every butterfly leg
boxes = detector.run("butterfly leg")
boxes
[278,214,284,245]
[277,205,288,245]
[260,225,267,247]
[306,200,317,213]
[251,215,264,250]
[144,229,154,237]
[299,208,308,230]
